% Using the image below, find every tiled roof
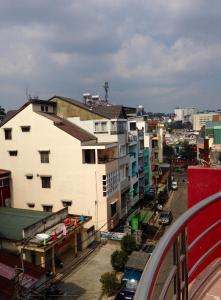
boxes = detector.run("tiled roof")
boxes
[125,251,150,271]
[0,207,51,241]
[50,95,127,119]
[0,99,52,127]
[39,112,97,142]
[92,105,127,119]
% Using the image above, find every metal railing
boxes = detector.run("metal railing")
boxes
[134,191,221,300]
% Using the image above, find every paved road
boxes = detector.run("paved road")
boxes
[58,241,120,300]
[151,170,187,300]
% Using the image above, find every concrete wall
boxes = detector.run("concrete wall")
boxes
[51,97,102,120]
[0,104,120,230]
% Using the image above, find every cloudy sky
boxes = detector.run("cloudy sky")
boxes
[1,0,221,112]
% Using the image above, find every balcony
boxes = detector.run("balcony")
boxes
[134,191,221,300]
[128,134,138,143]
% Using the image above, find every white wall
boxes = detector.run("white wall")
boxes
[0,104,118,229]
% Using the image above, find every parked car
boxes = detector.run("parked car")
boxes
[159,210,173,225]
[117,279,138,300]
[171,181,178,190]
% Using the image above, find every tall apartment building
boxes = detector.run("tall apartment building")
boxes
[174,108,197,123]
[193,113,216,131]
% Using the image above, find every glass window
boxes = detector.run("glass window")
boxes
[42,205,53,212]
[101,122,107,132]
[8,151,18,156]
[62,200,72,207]
[4,128,12,140]
[39,151,50,163]
[41,176,51,188]
[21,126,31,132]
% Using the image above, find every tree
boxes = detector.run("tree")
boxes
[100,272,119,296]
[111,250,128,271]
[0,106,6,122]
[163,145,174,162]
[121,235,137,254]
[180,141,196,161]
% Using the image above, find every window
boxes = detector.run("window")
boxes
[21,126,31,132]
[0,178,10,187]
[101,122,107,132]
[26,174,33,180]
[111,202,117,217]
[87,226,95,237]
[83,149,95,164]
[62,200,72,207]
[120,145,126,156]
[102,170,119,197]
[39,151,50,163]
[4,128,12,140]
[27,203,35,208]
[94,121,108,133]
[42,205,53,212]
[130,122,136,131]
[41,176,51,188]
[41,106,49,112]
[8,151,18,156]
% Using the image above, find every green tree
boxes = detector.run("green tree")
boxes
[100,272,119,296]
[111,250,128,271]
[163,145,174,162]
[121,235,137,254]
[0,106,6,121]
[180,141,196,161]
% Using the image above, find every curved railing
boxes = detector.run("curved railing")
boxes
[134,191,221,300]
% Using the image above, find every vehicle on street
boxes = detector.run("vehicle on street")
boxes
[171,181,178,190]
[159,210,173,225]
[118,279,138,300]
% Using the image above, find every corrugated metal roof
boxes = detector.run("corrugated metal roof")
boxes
[0,208,51,241]
[125,251,150,271]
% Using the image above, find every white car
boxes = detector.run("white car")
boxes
[171,181,178,190]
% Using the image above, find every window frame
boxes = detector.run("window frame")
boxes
[42,205,53,212]
[39,151,50,163]
[21,126,31,132]
[4,128,12,140]
[8,150,18,156]
[40,176,51,188]
[62,200,72,207]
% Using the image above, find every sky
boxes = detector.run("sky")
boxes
[1,0,221,112]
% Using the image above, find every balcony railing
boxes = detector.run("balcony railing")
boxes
[98,157,117,164]
[134,191,221,300]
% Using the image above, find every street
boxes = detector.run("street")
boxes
[151,169,187,300]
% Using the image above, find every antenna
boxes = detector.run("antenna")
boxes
[104,81,109,102]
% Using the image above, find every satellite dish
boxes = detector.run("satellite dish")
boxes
[36,233,49,240]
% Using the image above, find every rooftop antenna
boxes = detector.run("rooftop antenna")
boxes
[104,81,109,102]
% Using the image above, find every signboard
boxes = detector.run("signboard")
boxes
[100,231,126,241]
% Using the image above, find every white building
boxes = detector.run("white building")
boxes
[193,113,216,131]
[0,99,126,231]
[174,108,198,123]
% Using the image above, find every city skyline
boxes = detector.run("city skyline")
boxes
[1,0,221,112]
